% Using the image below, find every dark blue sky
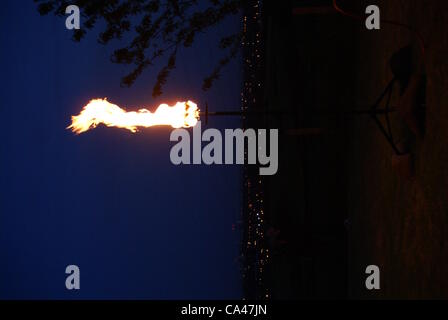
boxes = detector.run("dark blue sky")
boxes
[0,1,242,299]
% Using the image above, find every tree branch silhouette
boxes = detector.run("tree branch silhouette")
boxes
[36,0,242,97]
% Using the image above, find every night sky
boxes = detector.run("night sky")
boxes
[0,1,242,299]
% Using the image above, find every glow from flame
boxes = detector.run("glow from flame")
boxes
[68,98,199,134]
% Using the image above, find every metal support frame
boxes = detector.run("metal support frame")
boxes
[201,77,403,155]
[351,78,403,155]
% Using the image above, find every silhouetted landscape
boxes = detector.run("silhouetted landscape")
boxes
[242,0,448,299]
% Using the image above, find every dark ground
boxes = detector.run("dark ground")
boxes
[262,0,448,299]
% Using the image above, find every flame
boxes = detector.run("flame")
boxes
[68,98,199,134]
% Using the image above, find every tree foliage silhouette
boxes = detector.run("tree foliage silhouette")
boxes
[36,0,242,97]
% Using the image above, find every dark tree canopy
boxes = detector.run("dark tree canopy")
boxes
[36,0,242,97]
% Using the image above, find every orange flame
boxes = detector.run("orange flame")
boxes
[68,98,199,134]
